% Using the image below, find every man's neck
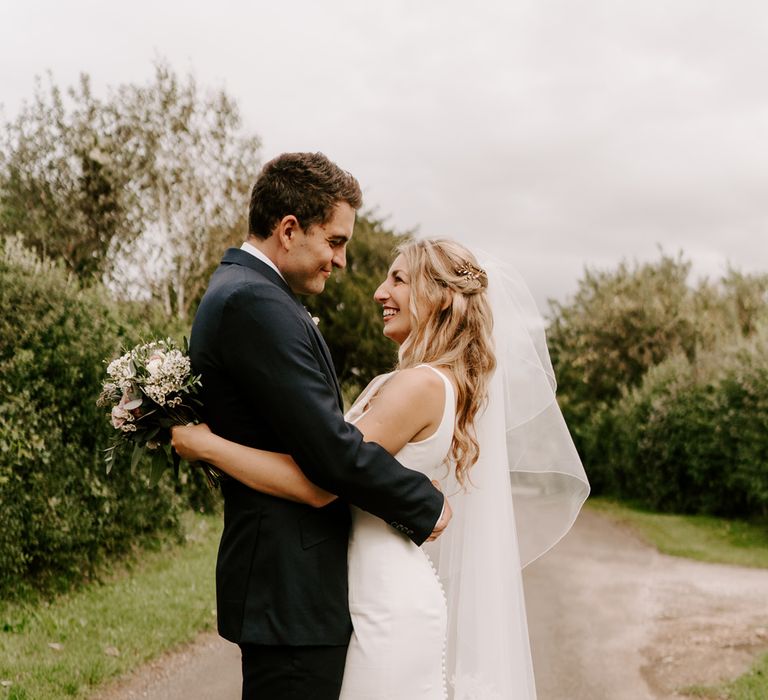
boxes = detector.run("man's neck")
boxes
[241,236,287,282]
[245,235,280,266]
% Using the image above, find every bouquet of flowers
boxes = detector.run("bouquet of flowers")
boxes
[97,338,218,487]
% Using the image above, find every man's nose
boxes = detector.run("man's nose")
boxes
[333,247,347,269]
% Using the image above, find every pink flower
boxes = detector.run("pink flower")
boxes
[111,405,129,428]
[118,386,143,418]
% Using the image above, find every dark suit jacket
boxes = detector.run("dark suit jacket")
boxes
[190,248,444,646]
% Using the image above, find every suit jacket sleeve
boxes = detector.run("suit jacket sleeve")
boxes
[218,283,444,545]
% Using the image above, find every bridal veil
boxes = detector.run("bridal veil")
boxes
[423,256,590,700]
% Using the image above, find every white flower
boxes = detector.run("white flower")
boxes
[106,352,133,381]
[146,351,166,376]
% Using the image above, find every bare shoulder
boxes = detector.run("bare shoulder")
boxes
[355,366,450,447]
[374,366,446,413]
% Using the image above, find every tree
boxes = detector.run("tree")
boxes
[547,251,768,457]
[0,74,136,279]
[0,62,262,319]
[547,252,698,415]
[305,214,410,396]
[719,266,768,337]
[109,62,261,319]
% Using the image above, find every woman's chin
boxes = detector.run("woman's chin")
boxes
[382,327,406,346]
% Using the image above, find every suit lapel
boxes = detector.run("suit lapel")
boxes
[220,248,343,408]
[305,315,343,408]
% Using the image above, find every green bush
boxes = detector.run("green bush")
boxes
[584,330,768,517]
[0,237,216,598]
[548,255,768,466]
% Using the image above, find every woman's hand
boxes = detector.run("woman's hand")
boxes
[171,423,213,462]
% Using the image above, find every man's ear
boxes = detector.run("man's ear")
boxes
[276,215,301,250]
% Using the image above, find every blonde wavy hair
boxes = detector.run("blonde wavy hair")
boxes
[396,238,496,485]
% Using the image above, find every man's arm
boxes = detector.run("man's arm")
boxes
[219,284,444,544]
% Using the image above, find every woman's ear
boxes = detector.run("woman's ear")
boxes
[441,289,454,311]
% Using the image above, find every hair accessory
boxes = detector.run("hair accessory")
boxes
[454,261,487,281]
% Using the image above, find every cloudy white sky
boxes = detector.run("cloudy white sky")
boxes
[1,0,766,307]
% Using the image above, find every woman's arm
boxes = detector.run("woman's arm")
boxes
[172,367,446,508]
[171,424,336,508]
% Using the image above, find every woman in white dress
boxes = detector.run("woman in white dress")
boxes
[173,238,589,699]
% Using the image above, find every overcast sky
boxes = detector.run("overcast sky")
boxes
[1,0,766,308]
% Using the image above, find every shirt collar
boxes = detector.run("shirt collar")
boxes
[240,240,285,281]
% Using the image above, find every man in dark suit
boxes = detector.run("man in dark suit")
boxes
[190,152,449,699]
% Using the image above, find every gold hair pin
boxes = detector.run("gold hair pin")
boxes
[454,262,487,281]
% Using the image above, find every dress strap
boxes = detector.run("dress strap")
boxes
[414,364,454,396]
[346,371,395,422]
[414,364,456,427]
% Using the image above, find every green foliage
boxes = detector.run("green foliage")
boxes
[108,61,260,320]
[305,214,408,392]
[0,237,216,599]
[549,255,768,433]
[0,61,261,321]
[547,253,698,431]
[549,251,768,518]
[0,74,137,280]
[583,329,768,517]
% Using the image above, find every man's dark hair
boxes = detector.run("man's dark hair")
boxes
[248,152,363,239]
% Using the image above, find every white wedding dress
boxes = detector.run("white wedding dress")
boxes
[339,365,454,699]
[337,257,590,699]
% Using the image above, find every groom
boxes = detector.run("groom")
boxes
[190,152,449,699]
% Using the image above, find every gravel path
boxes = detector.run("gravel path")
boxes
[97,509,768,700]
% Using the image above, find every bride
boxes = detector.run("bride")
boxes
[173,238,589,699]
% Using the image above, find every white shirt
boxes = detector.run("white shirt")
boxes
[240,240,285,281]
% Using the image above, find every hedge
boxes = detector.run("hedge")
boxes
[0,237,215,598]
[582,330,768,517]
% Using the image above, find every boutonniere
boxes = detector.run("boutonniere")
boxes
[305,308,320,325]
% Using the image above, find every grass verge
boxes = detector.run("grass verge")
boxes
[718,654,768,700]
[586,497,768,569]
[682,653,768,700]
[0,512,221,700]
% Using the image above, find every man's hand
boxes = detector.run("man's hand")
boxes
[426,480,452,541]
